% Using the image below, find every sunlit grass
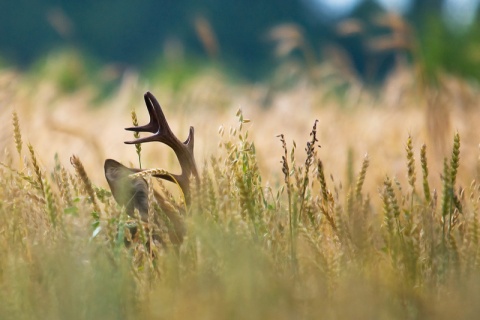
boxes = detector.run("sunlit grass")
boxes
[1,55,480,319]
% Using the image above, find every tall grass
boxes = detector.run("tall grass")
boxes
[2,95,480,319]
[2,51,480,318]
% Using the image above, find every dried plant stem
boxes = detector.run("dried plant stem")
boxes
[70,155,101,215]
[299,120,319,222]
[12,112,23,169]
[131,110,142,169]
[421,144,431,203]
[317,159,328,204]
[406,135,416,193]
[450,132,460,187]
[441,158,452,239]
[278,133,296,271]
[28,144,44,194]
[354,154,369,200]
[384,176,402,237]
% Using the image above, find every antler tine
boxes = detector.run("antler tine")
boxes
[124,91,199,203]
[185,126,195,153]
[124,92,178,146]
[125,92,158,133]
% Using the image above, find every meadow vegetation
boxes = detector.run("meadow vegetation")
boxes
[1,55,480,319]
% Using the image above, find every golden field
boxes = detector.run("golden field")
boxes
[1,58,480,319]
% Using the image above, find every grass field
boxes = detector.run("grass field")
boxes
[1,60,480,319]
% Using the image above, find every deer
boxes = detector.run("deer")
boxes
[104,91,199,247]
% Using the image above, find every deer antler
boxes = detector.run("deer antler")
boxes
[104,92,198,246]
[125,91,199,203]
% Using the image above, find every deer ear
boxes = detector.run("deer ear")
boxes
[104,159,149,219]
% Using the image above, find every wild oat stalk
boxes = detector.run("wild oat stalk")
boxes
[299,120,319,222]
[316,159,337,232]
[449,132,461,232]
[199,163,217,220]
[450,132,460,188]
[405,135,417,218]
[354,154,369,200]
[146,175,158,259]
[235,168,255,223]
[470,181,479,250]
[131,110,142,169]
[277,133,296,269]
[406,135,416,193]
[70,155,101,217]
[317,159,328,204]
[420,144,431,203]
[440,158,452,237]
[12,112,23,161]
[129,168,171,179]
[384,176,401,235]
[60,166,73,207]
[28,144,44,194]
[44,180,58,228]
[129,168,186,212]
[133,208,148,250]
[439,133,462,238]
[25,144,60,229]
[382,182,395,243]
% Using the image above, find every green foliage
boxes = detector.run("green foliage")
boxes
[416,13,480,84]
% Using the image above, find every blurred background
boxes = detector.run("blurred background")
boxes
[1,0,480,85]
[1,0,480,189]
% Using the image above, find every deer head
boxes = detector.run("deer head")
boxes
[104,91,199,245]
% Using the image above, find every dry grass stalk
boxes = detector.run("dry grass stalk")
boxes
[70,154,101,214]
